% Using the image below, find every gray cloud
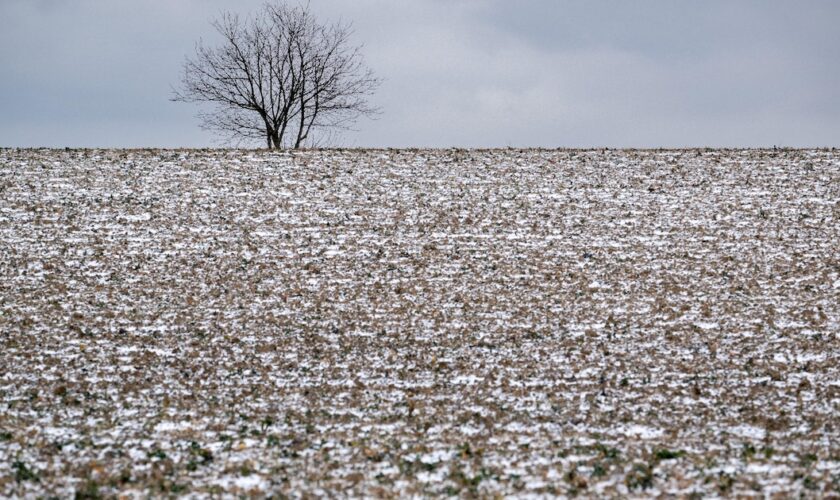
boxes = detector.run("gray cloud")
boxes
[1,0,838,148]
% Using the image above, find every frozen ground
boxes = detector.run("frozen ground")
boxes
[0,148,838,497]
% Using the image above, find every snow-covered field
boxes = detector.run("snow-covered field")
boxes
[1,148,838,497]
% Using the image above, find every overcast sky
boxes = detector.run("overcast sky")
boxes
[2,0,839,148]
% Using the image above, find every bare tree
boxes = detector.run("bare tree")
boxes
[173,2,380,149]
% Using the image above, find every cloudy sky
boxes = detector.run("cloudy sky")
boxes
[2,0,839,148]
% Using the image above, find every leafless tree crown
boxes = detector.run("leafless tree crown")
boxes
[173,2,380,149]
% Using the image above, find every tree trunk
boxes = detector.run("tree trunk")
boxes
[294,85,306,149]
[265,124,275,149]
